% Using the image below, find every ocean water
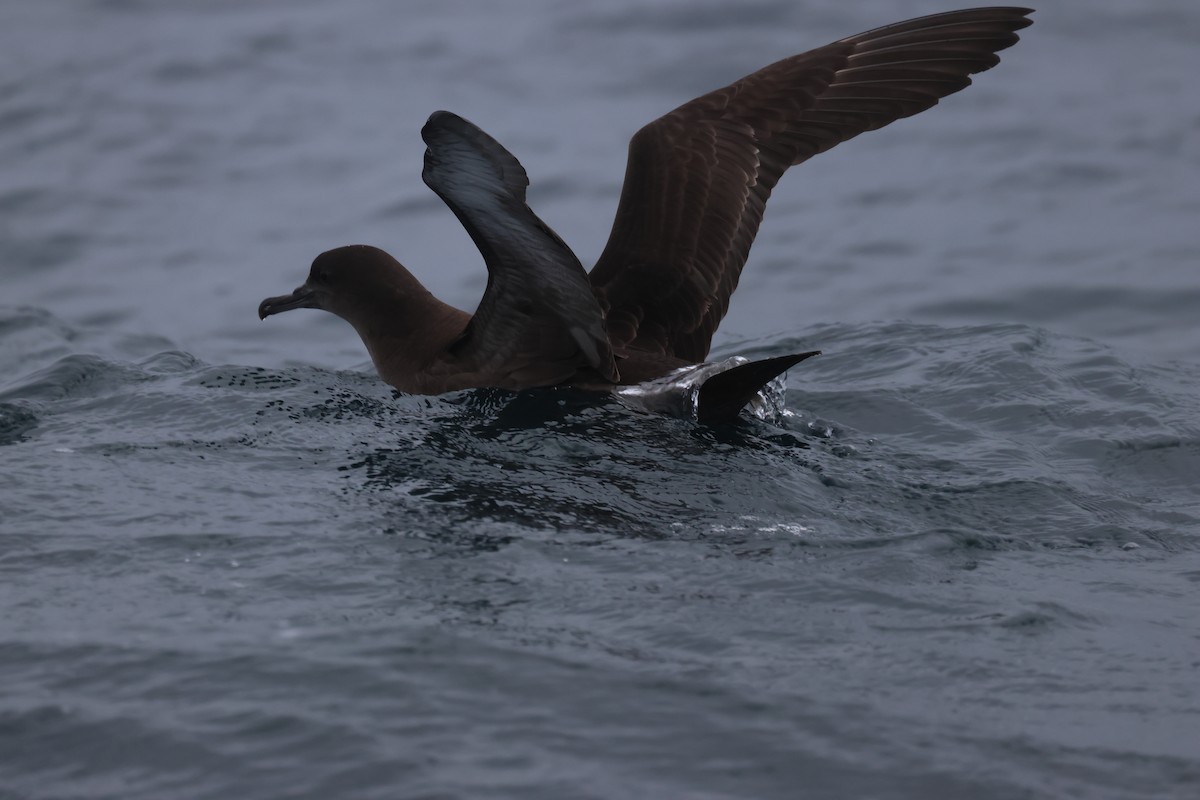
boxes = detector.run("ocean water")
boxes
[2,1,1199,798]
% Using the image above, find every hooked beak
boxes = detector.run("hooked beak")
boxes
[258,285,318,320]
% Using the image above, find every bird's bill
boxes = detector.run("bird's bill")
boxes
[258,285,318,319]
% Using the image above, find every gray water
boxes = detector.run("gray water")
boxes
[3,1,1199,798]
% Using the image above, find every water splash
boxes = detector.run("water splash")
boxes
[612,356,789,422]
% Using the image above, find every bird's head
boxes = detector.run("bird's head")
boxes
[258,245,429,326]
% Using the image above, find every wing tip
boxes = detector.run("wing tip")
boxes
[422,110,464,141]
[696,350,821,423]
[844,7,1035,48]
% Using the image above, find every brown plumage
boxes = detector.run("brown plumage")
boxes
[591,7,1033,363]
[259,7,1033,416]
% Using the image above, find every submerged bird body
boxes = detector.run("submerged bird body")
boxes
[259,8,1033,420]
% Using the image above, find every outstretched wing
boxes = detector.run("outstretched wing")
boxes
[590,7,1034,362]
[422,111,618,386]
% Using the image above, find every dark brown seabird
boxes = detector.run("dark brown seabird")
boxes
[260,7,1033,421]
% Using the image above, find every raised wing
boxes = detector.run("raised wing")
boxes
[590,7,1034,362]
[422,111,618,385]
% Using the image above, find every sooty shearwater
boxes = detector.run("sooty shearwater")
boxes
[259,7,1033,422]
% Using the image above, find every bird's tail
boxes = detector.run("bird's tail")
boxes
[696,351,820,423]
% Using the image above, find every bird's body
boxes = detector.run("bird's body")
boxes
[260,7,1033,420]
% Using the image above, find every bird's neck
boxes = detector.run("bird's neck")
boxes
[352,291,471,393]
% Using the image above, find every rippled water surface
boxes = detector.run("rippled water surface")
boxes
[3,2,1199,798]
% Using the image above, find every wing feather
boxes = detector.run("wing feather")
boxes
[590,7,1033,362]
[421,111,618,385]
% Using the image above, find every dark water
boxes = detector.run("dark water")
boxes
[3,2,1199,798]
